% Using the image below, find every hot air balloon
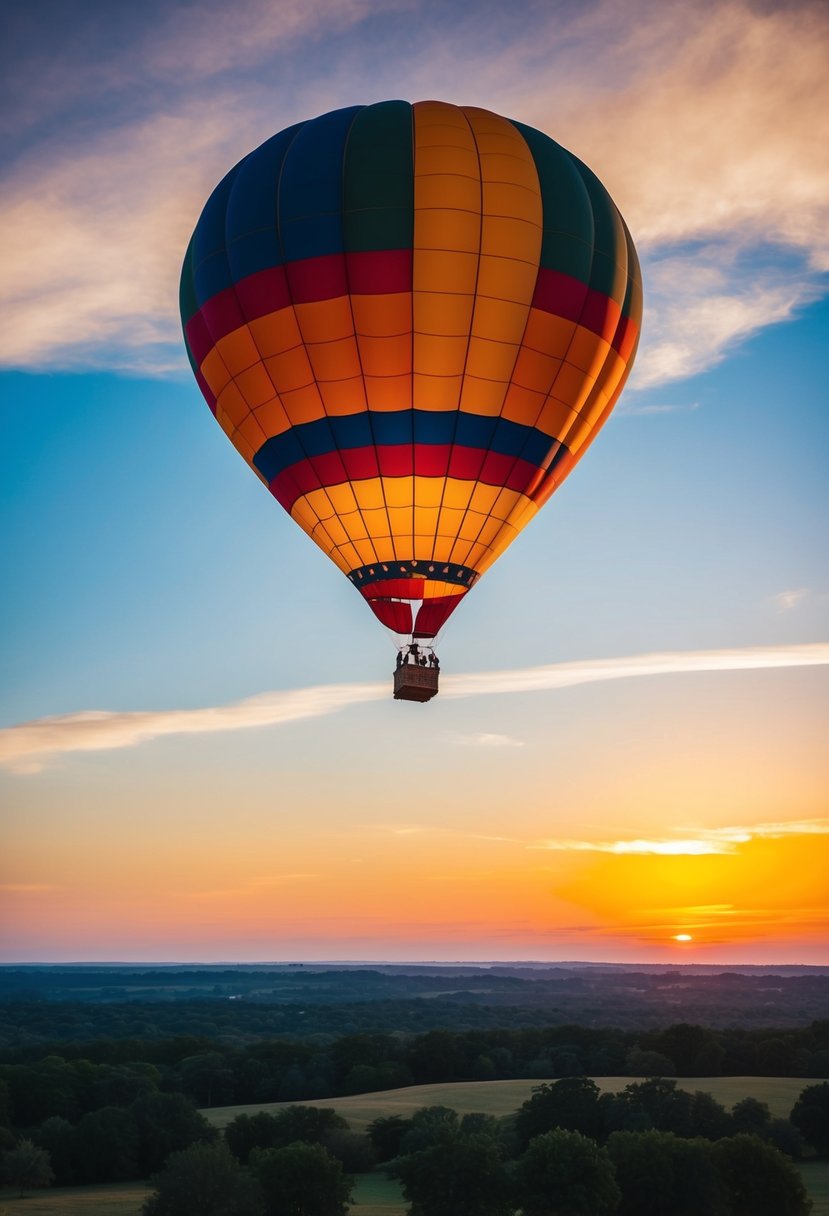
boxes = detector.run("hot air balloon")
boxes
[180,101,641,701]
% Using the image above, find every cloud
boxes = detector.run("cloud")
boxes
[626,246,819,390]
[535,817,829,856]
[555,1,829,265]
[1,0,827,380]
[537,837,742,856]
[0,100,257,370]
[455,733,526,748]
[0,682,385,774]
[440,642,829,700]
[773,588,810,612]
[616,401,700,417]
[1,642,827,773]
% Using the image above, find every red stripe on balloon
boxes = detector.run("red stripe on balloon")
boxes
[346,249,411,295]
[532,267,637,350]
[187,251,411,364]
[236,266,291,321]
[360,578,432,599]
[531,268,588,322]
[287,254,349,304]
[188,255,636,375]
[270,445,544,512]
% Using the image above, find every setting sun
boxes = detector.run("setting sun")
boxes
[674,934,693,942]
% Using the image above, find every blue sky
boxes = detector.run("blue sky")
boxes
[1,0,827,962]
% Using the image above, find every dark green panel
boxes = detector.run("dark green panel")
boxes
[588,248,627,303]
[539,230,593,283]
[343,100,414,252]
[569,155,628,304]
[511,121,594,278]
[179,236,199,326]
[620,219,643,321]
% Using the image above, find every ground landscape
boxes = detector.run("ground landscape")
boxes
[1,964,828,1213]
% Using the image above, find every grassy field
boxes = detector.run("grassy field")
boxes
[0,1182,151,1215]
[351,1173,405,1214]
[0,1157,824,1216]
[205,1074,817,1131]
[800,1162,829,1216]
[0,1176,405,1216]
[0,1081,819,1216]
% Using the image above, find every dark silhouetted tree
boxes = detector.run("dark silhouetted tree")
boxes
[731,1097,772,1136]
[394,1132,513,1216]
[623,1049,676,1077]
[131,1091,216,1173]
[398,1106,460,1154]
[319,1128,375,1173]
[688,1090,732,1140]
[34,1116,76,1185]
[515,1128,620,1216]
[610,1078,693,1137]
[607,1130,728,1216]
[713,1134,812,1216]
[2,1137,54,1198]
[251,1141,352,1216]
[142,1141,264,1216]
[367,1114,413,1162]
[791,1082,829,1156]
[226,1113,282,1165]
[515,1077,603,1149]
[74,1105,139,1181]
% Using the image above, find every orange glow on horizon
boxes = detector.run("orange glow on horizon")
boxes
[2,817,827,962]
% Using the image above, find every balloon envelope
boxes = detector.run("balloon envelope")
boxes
[181,100,642,642]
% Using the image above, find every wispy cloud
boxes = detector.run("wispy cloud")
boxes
[1,0,827,380]
[454,732,526,748]
[538,838,740,856]
[626,248,817,390]
[773,588,810,612]
[534,817,829,856]
[616,401,700,417]
[0,682,385,774]
[1,643,826,774]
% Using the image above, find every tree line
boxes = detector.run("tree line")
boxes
[5,1078,826,1214]
[2,1020,827,1128]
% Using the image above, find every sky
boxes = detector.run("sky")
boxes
[1,0,827,966]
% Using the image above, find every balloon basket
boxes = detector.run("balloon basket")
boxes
[393,663,439,702]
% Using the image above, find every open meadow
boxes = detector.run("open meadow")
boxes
[204,1074,818,1131]
[0,1182,151,1216]
[0,1174,405,1216]
[0,1078,824,1215]
[1,1164,826,1216]
[800,1163,829,1216]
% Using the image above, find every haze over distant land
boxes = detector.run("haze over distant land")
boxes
[1,0,827,966]
[2,962,827,1032]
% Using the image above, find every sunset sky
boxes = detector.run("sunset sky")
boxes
[1,0,827,965]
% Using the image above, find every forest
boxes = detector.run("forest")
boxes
[2,965,828,1214]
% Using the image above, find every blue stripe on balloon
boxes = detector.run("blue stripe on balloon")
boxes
[225,124,304,282]
[252,409,554,483]
[191,164,246,307]
[277,107,364,263]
